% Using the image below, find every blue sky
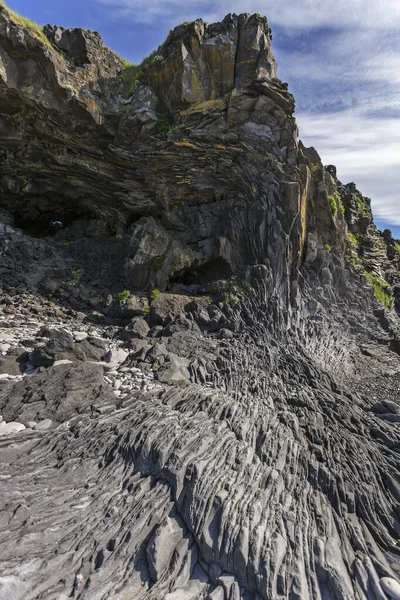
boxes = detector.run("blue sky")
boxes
[6,0,400,238]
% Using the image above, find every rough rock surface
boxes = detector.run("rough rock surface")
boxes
[0,4,399,600]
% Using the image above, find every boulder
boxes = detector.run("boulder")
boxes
[150,294,192,326]
[0,356,24,376]
[120,317,150,341]
[31,329,107,367]
[156,353,191,384]
[120,295,149,318]
[102,348,128,370]
[34,419,53,431]
[0,363,114,424]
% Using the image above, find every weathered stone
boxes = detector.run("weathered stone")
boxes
[150,294,192,326]
[34,419,53,431]
[0,421,25,435]
[120,295,149,318]
[0,362,113,423]
[120,317,150,341]
[73,331,88,342]
[380,578,400,600]
[102,347,128,370]
[156,353,191,384]
[146,517,185,582]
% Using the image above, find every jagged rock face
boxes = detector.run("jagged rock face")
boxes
[43,24,121,70]
[145,14,279,112]
[0,6,301,297]
[0,6,400,600]
[0,5,121,116]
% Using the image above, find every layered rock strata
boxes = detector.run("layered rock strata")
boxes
[0,4,399,600]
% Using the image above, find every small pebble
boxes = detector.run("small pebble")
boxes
[0,422,26,435]
[73,332,88,342]
[380,577,400,600]
[53,359,74,366]
[34,419,53,431]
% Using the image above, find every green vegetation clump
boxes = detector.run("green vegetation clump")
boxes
[117,49,164,94]
[155,117,173,134]
[150,288,161,301]
[353,193,370,219]
[338,195,346,217]
[118,62,142,93]
[117,290,131,304]
[364,271,394,310]
[153,256,164,270]
[347,232,360,247]
[69,268,84,281]
[208,277,254,307]
[328,192,345,219]
[328,195,338,218]
[0,1,53,49]
[324,244,332,252]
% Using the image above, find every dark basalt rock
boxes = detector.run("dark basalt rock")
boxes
[0,4,399,600]
[43,24,121,69]
[30,327,107,366]
[0,362,114,423]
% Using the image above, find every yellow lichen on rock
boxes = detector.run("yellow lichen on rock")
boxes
[180,98,227,116]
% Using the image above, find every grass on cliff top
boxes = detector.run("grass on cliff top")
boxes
[117,50,164,93]
[352,192,370,219]
[0,0,53,48]
[118,62,142,91]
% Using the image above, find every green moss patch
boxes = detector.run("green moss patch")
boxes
[328,195,338,218]
[328,192,345,219]
[150,288,161,301]
[347,232,361,247]
[364,271,394,310]
[117,290,131,304]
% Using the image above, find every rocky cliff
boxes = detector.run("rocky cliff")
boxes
[0,4,400,600]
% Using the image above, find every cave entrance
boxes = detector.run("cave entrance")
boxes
[171,257,233,286]
[13,210,94,238]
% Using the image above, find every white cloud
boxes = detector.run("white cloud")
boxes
[298,110,400,224]
[96,0,400,228]
[97,0,400,29]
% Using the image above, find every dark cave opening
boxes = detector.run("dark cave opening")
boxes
[12,206,100,238]
[13,214,81,238]
[170,257,233,286]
